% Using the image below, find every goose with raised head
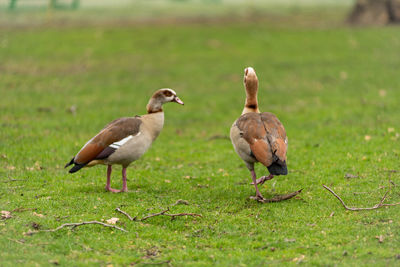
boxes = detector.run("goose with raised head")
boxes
[230,67,288,201]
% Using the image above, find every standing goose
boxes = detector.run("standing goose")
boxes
[65,88,184,193]
[230,67,288,201]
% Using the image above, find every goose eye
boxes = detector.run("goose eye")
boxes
[164,91,173,97]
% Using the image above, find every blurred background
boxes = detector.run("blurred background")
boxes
[0,0,356,26]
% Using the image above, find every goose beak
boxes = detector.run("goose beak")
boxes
[173,96,184,105]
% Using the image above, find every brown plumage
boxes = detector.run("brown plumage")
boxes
[72,117,142,167]
[65,88,184,193]
[230,67,288,201]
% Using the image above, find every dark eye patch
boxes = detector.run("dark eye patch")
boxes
[163,91,173,97]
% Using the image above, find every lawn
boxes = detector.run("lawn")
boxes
[1,5,400,266]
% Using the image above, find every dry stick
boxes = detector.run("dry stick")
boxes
[140,208,171,221]
[32,221,127,234]
[259,189,303,203]
[143,210,202,221]
[116,207,202,221]
[115,208,136,221]
[323,185,400,211]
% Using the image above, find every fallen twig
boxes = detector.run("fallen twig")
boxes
[323,185,400,211]
[116,207,202,221]
[115,208,136,221]
[29,221,127,234]
[141,208,202,221]
[257,189,303,203]
[140,208,171,221]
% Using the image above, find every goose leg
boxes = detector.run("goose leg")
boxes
[121,167,128,192]
[250,170,265,201]
[251,174,274,185]
[105,165,121,193]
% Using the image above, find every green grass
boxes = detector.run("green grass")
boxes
[1,10,400,266]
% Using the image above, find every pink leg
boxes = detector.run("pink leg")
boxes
[249,170,265,201]
[251,174,274,185]
[121,167,128,192]
[105,165,122,193]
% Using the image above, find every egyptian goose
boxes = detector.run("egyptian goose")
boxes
[230,67,288,201]
[65,88,184,193]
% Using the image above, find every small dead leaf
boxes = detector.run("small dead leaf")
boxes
[173,199,189,206]
[106,217,119,225]
[365,135,371,141]
[388,128,395,133]
[49,259,59,265]
[67,105,77,115]
[340,71,348,80]
[292,255,305,262]
[34,161,42,170]
[284,238,296,243]
[375,235,384,243]
[155,157,160,161]
[1,154,7,159]
[1,210,12,219]
[33,212,44,218]
[164,179,171,183]
[6,165,15,170]
[379,89,386,97]
[27,162,43,171]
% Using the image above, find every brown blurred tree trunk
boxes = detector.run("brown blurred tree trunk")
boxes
[348,0,400,25]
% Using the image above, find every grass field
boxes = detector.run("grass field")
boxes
[1,5,400,266]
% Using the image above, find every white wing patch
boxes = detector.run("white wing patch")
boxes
[109,132,141,149]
